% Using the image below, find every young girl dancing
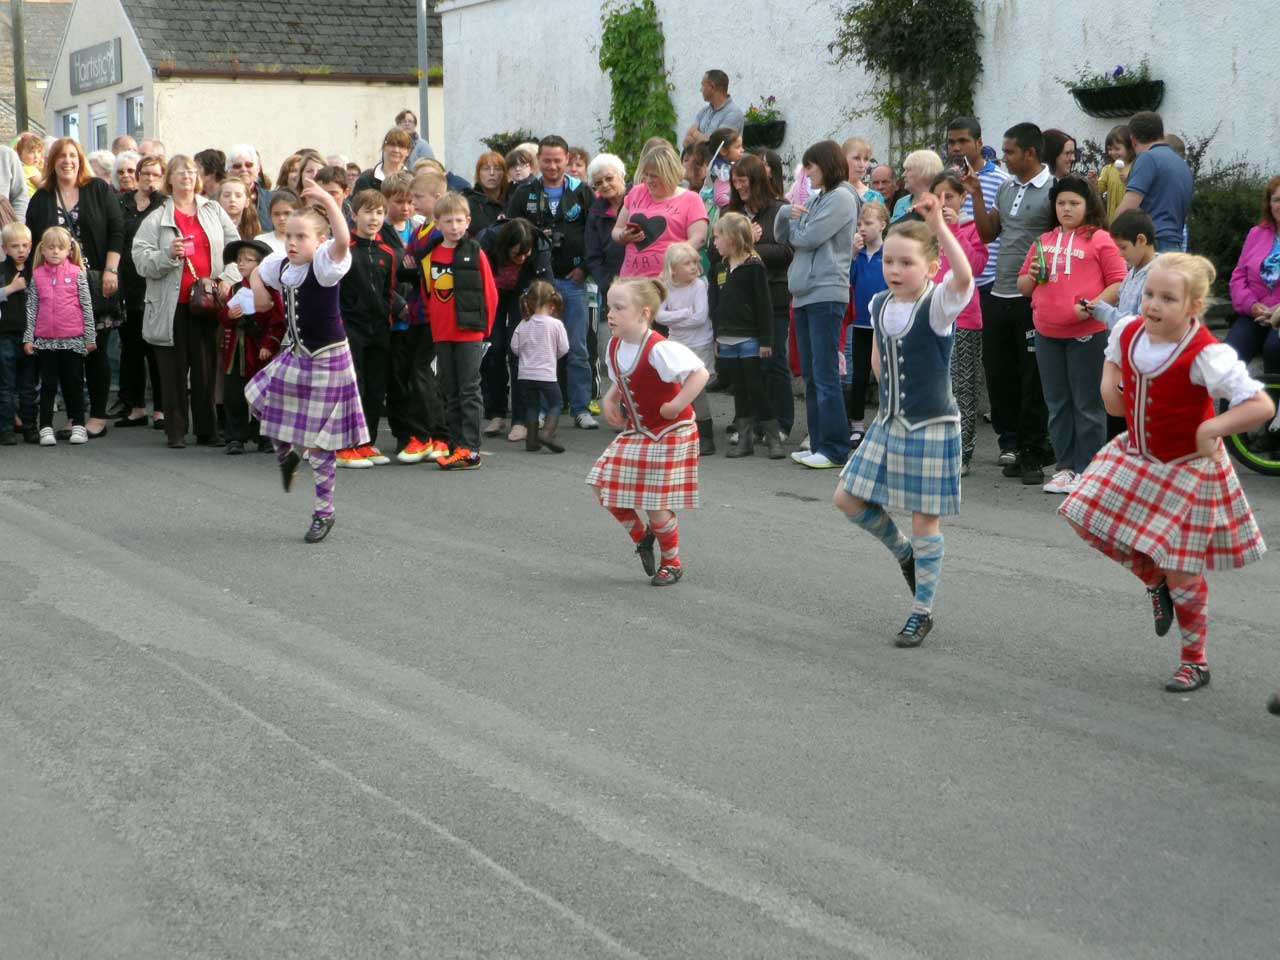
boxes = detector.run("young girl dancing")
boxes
[588,277,710,586]
[833,194,975,647]
[1060,254,1273,692]
[23,227,95,446]
[241,183,369,544]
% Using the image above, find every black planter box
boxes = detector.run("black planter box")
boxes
[742,119,786,150]
[1070,80,1165,119]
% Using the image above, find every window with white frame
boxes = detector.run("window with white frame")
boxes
[121,90,144,140]
[89,101,108,150]
[57,109,80,141]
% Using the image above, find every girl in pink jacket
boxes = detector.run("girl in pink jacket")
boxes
[1224,177,1280,374]
[930,171,989,474]
[23,226,95,446]
[1017,177,1127,493]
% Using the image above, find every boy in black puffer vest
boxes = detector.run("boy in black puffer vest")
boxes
[415,193,497,470]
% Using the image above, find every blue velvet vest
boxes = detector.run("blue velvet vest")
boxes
[283,264,345,356]
[871,284,959,430]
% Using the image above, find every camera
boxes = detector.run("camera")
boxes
[548,229,565,251]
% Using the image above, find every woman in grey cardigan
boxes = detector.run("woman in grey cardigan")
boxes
[133,155,239,448]
[774,140,859,468]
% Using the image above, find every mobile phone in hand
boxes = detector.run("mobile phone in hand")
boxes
[182,235,196,257]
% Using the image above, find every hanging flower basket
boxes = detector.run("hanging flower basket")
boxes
[1070,80,1165,119]
[742,119,786,150]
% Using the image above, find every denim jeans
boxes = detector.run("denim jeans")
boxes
[793,301,850,463]
[0,334,37,432]
[764,304,794,434]
[1225,315,1280,374]
[1035,331,1107,474]
[716,338,760,358]
[554,277,590,415]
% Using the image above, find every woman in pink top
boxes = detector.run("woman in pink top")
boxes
[1017,176,1127,491]
[612,141,709,278]
[930,172,989,473]
[1225,175,1280,374]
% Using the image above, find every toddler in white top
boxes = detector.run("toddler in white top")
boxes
[657,242,714,449]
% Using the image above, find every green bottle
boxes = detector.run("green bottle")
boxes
[1033,238,1049,284]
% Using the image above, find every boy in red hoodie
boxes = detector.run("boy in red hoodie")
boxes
[413,192,497,469]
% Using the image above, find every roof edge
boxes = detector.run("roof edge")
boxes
[152,65,442,86]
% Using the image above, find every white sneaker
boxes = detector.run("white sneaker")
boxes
[1062,473,1082,495]
[800,452,840,469]
[574,412,598,430]
[69,425,88,444]
[1042,469,1076,494]
[789,449,809,464]
[39,427,56,446]
[507,423,527,442]
[483,417,506,437]
[997,450,1017,466]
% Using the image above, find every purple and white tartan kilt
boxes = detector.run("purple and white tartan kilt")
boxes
[1060,435,1265,573]
[839,417,961,516]
[586,421,700,511]
[245,343,369,451]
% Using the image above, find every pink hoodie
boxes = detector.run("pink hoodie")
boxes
[1019,227,1127,338]
[1229,224,1280,315]
[934,220,989,330]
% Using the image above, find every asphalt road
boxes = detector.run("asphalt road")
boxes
[3,403,1279,959]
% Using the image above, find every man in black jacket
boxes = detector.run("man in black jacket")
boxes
[505,135,597,428]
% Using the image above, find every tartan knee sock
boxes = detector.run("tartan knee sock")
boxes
[273,439,294,465]
[1073,526,1162,588]
[910,533,944,615]
[605,506,646,544]
[309,450,336,518]
[652,515,680,568]
[848,505,913,563]
[1169,577,1208,665]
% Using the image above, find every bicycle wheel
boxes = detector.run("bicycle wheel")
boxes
[1221,375,1280,477]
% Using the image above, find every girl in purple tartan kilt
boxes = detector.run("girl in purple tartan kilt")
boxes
[832,195,975,648]
[588,277,710,586]
[241,182,369,544]
[1060,254,1272,693]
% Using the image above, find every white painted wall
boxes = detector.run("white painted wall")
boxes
[153,79,446,176]
[439,0,1280,177]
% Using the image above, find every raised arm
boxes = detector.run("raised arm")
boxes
[301,181,349,262]
[961,168,1000,243]
[916,194,973,293]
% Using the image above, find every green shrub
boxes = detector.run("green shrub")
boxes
[1187,168,1267,297]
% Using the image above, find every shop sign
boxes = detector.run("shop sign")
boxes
[70,39,123,95]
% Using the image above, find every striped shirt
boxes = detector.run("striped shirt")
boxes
[960,160,1010,288]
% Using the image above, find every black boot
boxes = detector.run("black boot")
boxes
[525,419,541,452]
[696,419,715,456]
[725,418,754,458]
[759,418,785,459]
[540,414,565,453]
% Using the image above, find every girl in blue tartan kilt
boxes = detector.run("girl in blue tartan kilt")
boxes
[833,195,975,647]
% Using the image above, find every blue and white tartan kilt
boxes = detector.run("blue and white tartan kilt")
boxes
[838,417,962,516]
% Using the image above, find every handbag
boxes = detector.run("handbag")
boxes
[186,257,220,320]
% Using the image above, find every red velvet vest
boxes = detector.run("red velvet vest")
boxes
[611,331,693,440]
[1120,319,1218,464]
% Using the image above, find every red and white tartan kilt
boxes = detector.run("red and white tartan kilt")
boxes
[1059,434,1266,574]
[586,421,700,511]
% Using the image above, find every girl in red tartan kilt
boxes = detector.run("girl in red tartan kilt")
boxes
[587,277,710,585]
[1060,253,1274,692]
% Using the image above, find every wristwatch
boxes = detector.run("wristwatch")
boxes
[103,267,118,274]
